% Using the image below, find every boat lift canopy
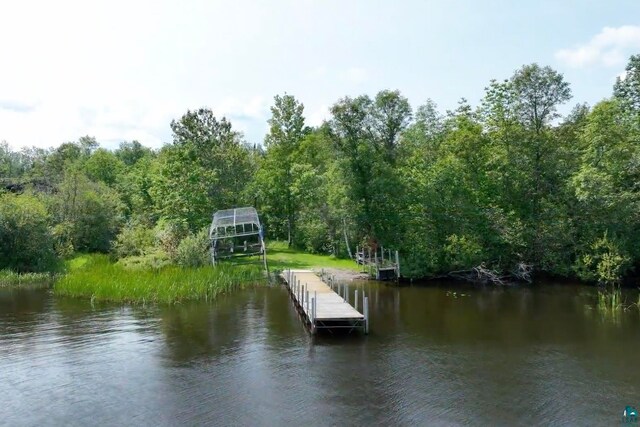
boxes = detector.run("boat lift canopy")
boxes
[209,207,265,265]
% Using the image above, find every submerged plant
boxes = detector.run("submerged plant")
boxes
[596,284,624,322]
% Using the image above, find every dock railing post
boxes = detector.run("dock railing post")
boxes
[355,289,358,312]
[306,289,309,313]
[346,284,349,304]
[364,296,369,334]
[395,250,400,279]
[302,283,305,309]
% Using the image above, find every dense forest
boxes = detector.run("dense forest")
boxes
[2,57,640,284]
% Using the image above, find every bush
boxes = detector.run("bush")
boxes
[575,233,631,284]
[0,192,58,272]
[46,170,124,253]
[444,234,484,270]
[174,228,210,267]
[154,219,189,260]
[112,222,156,258]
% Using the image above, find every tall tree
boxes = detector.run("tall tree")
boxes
[614,54,640,117]
[151,108,252,230]
[260,94,308,246]
[372,90,412,163]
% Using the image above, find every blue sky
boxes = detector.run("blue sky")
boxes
[1,0,639,149]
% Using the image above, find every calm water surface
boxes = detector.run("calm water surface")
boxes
[1,281,639,426]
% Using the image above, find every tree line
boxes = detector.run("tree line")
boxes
[2,56,640,284]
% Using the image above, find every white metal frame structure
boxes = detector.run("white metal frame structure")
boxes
[209,207,266,266]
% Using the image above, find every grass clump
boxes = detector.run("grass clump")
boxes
[55,254,266,304]
[0,270,54,286]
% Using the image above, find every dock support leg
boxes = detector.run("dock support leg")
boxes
[311,294,317,334]
[364,296,369,334]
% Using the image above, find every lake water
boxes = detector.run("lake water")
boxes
[1,281,639,426]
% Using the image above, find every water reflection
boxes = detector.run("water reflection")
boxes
[0,282,638,425]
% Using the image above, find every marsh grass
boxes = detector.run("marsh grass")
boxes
[0,270,54,286]
[55,254,266,304]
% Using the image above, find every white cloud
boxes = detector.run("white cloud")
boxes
[555,25,640,68]
[308,104,331,127]
[342,67,369,84]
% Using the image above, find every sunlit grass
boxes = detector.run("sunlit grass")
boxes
[262,241,359,271]
[55,254,266,304]
[0,270,54,286]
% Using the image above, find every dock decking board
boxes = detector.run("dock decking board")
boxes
[281,269,368,334]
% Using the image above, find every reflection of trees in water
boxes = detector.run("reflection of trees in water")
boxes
[155,287,302,364]
[156,297,247,363]
[0,286,49,317]
[0,286,50,340]
[387,283,625,346]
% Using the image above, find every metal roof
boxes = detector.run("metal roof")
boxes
[211,207,261,229]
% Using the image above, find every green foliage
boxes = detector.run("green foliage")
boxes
[154,219,189,260]
[151,109,254,231]
[0,192,58,272]
[175,229,210,267]
[614,54,640,116]
[444,234,484,270]
[46,169,124,253]
[256,94,308,246]
[4,56,640,284]
[575,234,630,285]
[112,222,156,258]
[84,148,124,186]
[55,254,265,304]
[114,140,153,166]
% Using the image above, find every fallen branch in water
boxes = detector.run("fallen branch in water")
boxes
[448,262,532,285]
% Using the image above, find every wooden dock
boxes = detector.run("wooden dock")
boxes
[282,269,369,335]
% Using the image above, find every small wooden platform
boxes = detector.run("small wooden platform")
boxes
[282,270,369,334]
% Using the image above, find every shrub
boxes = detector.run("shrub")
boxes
[0,192,58,272]
[45,170,124,253]
[175,228,210,267]
[575,233,631,284]
[154,219,189,260]
[112,222,156,258]
[444,234,484,270]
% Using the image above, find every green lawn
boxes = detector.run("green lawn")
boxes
[263,241,359,271]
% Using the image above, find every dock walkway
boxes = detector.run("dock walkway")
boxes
[282,269,369,334]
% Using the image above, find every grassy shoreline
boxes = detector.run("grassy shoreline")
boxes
[5,242,360,304]
[0,270,55,287]
[55,254,266,304]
